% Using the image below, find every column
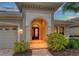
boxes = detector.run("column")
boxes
[22,9,30,42]
[22,10,27,41]
[17,25,20,42]
[51,11,54,32]
[47,11,54,34]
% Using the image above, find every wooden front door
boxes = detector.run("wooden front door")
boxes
[32,27,39,40]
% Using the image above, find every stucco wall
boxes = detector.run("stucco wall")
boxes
[22,9,54,41]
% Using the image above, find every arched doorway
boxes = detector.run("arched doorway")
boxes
[31,18,47,41]
[30,18,47,49]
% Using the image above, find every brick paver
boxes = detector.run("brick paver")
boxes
[0,49,13,56]
[32,48,52,56]
[0,48,52,56]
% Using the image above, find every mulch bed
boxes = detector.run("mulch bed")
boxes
[13,49,32,56]
[13,48,79,56]
[48,48,79,56]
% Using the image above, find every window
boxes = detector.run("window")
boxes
[54,26,64,35]
[59,27,64,35]
[12,27,17,30]
[5,28,9,30]
[0,28,3,30]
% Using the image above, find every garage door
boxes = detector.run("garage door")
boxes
[0,26,18,49]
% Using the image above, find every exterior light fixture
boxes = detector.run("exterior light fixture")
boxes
[18,29,23,34]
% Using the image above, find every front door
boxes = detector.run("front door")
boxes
[32,27,39,40]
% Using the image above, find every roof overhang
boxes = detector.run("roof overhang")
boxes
[0,14,21,20]
[16,2,63,12]
[54,20,74,26]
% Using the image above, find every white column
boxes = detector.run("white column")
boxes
[26,25,30,42]
[51,11,54,32]
[17,25,21,42]
[22,9,29,42]
[22,26,26,41]
[47,11,54,34]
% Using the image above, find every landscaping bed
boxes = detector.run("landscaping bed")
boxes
[13,49,32,56]
[48,48,79,56]
[13,40,30,56]
[47,33,79,56]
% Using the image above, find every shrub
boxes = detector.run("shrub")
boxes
[13,40,20,53]
[67,38,79,49]
[13,40,29,53]
[47,32,68,51]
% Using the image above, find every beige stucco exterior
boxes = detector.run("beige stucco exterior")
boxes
[16,2,62,48]
[21,9,53,42]
[0,2,62,49]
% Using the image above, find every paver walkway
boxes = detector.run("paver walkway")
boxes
[0,48,52,56]
[0,49,13,56]
[32,48,52,56]
[30,40,52,56]
[30,40,48,49]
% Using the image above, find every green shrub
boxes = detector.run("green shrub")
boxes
[13,40,20,53]
[67,38,79,49]
[13,40,29,53]
[47,32,68,51]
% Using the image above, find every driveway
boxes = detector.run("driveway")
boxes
[0,49,13,56]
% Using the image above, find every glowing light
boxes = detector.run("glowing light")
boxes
[18,29,23,34]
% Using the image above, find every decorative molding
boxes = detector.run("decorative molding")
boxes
[21,3,53,10]
[16,2,62,11]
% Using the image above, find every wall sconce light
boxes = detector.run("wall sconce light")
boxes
[18,29,23,34]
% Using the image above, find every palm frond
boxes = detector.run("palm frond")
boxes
[63,2,79,13]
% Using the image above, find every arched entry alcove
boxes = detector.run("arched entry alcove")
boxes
[30,18,48,49]
[31,18,47,40]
